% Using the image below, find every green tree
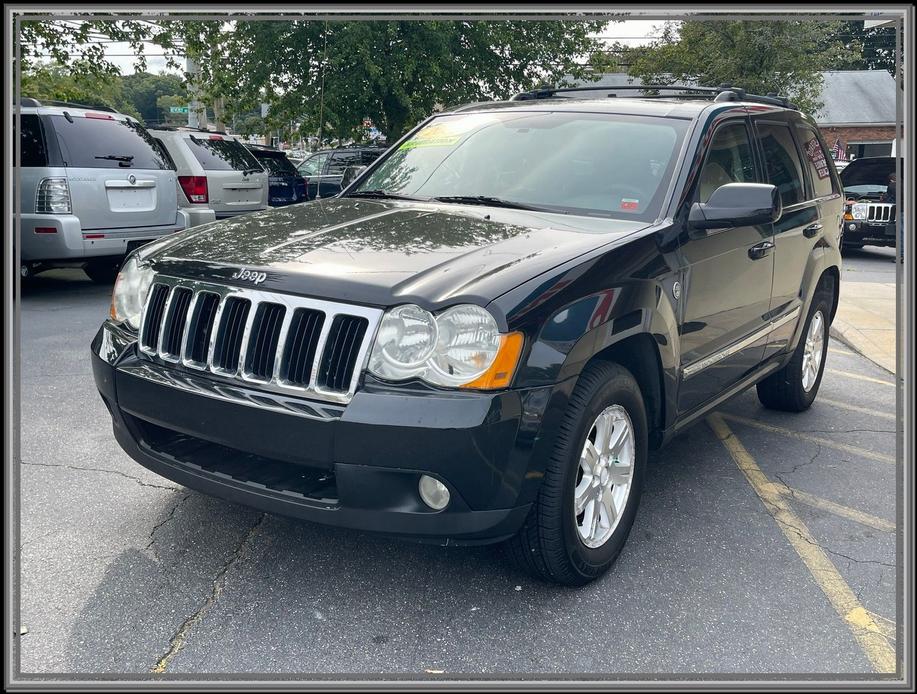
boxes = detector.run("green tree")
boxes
[627,20,859,114]
[21,64,142,118]
[176,19,607,141]
[828,20,898,75]
[123,72,188,123]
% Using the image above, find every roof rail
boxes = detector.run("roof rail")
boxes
[20,97,119,113]
[509,84,798,110]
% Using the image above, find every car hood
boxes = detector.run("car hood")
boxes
[149,197,649,309]
[840,157,900,187]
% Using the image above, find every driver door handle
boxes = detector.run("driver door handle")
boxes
[748,240,775,260]
[803,222,823,238]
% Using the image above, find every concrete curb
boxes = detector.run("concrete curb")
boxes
[829,324,896,376]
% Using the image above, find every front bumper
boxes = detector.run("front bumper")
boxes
[19,213,186,262]
[91,321,556,544]
[843,219,897,247]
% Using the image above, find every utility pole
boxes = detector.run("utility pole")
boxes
[186,55,208,130]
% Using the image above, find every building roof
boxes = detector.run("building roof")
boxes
[815,70,896,125]
[571,70,897,126]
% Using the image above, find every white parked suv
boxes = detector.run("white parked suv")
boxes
[148,127,269,225]
[17,98,189,283]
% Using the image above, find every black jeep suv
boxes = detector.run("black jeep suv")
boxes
[92,86,843,585]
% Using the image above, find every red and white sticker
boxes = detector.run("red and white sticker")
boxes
[620,198,639,211]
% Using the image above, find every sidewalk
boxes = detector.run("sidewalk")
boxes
[830,281,897,375]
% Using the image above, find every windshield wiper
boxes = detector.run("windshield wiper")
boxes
[348,189,428,201]
[95,154,135,162]
[431,195,559,213]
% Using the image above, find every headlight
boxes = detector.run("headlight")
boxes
[851,203,868,220]
[110,255,154,330]
[368,304,524,390]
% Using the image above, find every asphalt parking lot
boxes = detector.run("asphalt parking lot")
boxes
[16,255,900,677]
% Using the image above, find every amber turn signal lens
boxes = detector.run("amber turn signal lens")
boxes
[460,332,524,390]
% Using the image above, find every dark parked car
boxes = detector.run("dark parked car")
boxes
[246,145,308,207]
[295,145,385,199]
[840,156,901,250]
[93,86,842,585]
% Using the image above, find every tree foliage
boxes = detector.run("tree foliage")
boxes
[828,20,898,75]
[122,72,188,124]
[175,19,607,141]
[626,20,860,114]
[21,63,142,118]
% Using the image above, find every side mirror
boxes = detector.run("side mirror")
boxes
[689,182,782,230]
[340,165,367,189]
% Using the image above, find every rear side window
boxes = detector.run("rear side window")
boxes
[361,149,383,165]
[255,152,297,175]
[19,114,47,167]
[298,152,329,176]
[47,115,171,170]
[795,124,836,198]
[757,122,806,207]
[326,151,361,176]
[152,137,177,170]
[185,136,263,172]
[698,122,756,203]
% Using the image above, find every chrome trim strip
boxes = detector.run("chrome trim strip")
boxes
[118,362,344,421]
[137,274,383,405]
[682,306,801,379]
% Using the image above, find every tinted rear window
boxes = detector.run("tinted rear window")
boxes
[186,136,263,171]
[361,149,384,165]
[47,115,171,170]
[254,151,297,175]
[19,114,47,167]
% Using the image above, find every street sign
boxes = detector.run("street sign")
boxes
[170,106,190,114]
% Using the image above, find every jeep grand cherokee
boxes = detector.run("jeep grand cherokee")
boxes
[92,86,843,586]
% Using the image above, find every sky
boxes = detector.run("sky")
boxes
[99,19,666,76]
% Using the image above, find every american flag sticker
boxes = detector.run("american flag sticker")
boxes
[620,198,639,211]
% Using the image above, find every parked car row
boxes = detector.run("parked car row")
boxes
[16,97,384,281]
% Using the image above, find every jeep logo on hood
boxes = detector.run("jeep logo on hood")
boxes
[231,268,267,285]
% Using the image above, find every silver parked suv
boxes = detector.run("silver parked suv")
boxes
[17,98,189,283]
[147,127,268,224]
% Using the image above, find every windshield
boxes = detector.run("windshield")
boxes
[352,111,689,220]
[254,151,298,175]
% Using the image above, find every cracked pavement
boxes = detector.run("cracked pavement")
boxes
[16,268,898,676]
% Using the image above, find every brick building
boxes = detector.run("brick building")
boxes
[814,70,897,160]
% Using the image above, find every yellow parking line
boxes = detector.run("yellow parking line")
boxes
[828,346,855,357]
[767,483,896,532]
[867,611,897,643]
[719,413,896,465]
[827,369,896,387]
[707,414,897,673]
[818,398,897,421]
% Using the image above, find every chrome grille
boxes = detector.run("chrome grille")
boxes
[138,276,383,404]
[867,203,895,223]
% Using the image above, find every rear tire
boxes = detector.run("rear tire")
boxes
[756,292,831,412]
[508,362,647,586]
[84,260,121,284]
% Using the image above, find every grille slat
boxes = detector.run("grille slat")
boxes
[317,315,369,392]
[162,287,193,359]
[186,292,220,365]
[140,284,170,351]
[214,297,251,373]
[138,277,379,403]
[244,303,286,381]
[281,309,325,387]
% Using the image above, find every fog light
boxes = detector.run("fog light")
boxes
[419,475,450,510]
[848,223,857,231]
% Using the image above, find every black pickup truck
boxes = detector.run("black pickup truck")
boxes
[92,86,843,585]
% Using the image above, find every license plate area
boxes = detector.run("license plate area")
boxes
[107,187,156,212]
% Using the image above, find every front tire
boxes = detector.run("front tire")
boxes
[508,362,647,586]
[756,292,831,412]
